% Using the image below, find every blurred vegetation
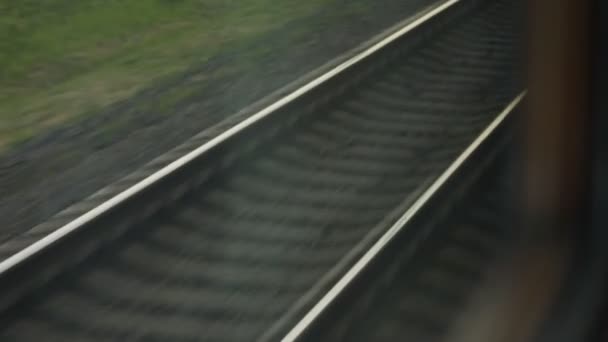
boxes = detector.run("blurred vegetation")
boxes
[0,0,331,149]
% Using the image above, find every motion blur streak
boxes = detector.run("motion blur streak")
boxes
[446,1,593,341]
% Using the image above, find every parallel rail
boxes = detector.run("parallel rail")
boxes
[298,144,518,342]
[0,0,461,275]
[276,93,523,342]
[0,0,523,340]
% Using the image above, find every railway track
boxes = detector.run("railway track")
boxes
[0,0,523,340]
[292,148,517,341]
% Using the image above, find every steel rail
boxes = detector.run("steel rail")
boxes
[280,91,526,342]
[0,0,461,276]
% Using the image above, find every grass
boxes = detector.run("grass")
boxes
[0,0,333,149]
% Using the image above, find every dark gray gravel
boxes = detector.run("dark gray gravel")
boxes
[0,0,438,240]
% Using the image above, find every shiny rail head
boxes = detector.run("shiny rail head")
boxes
[0,0,462,276]
[279,91,527,342]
